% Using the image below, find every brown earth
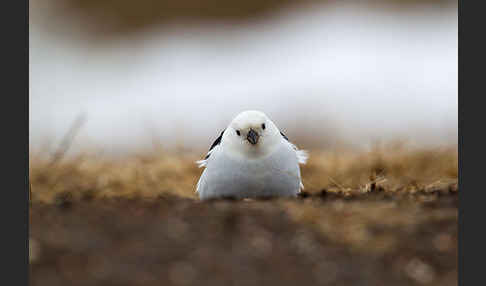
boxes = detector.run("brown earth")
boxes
[29,145,458,286]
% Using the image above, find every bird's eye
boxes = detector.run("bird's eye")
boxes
[261,123,266,130]
[236,130,241,136]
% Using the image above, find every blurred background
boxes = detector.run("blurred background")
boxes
[29,0,457,154]
[29,3,458,285]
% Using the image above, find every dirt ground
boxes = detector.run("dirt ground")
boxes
[29,146,458,286]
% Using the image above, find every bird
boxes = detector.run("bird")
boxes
[196,110,308,200]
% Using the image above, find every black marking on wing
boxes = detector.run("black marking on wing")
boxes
[280,131,289,141]
[204,129,225,159]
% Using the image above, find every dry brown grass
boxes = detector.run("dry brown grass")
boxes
[29,142,458,286]
[29,142,457,204]
[303,143,457,194]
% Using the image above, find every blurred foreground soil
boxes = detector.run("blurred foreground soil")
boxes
[30,145,457,286]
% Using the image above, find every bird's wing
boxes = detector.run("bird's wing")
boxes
[196,129,225,168]
[280,131,308,191]
[196,168,205,193]
[280,131,308,164]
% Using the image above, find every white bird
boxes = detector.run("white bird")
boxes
[196,110,308,200]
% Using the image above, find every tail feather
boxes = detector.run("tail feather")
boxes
[296,149,309,164]
[196,159,207,168]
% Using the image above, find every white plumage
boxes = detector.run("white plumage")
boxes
[196,110,308,200]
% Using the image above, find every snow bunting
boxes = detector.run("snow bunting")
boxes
[196,110,308,200]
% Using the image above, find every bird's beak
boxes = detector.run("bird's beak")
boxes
[247,129,259,145]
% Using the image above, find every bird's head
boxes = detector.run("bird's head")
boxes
[222,110,281,158]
